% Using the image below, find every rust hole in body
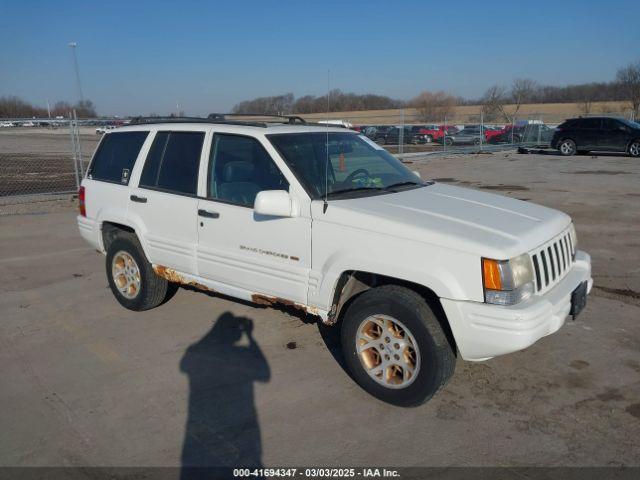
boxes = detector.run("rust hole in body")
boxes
[251,293,319,317]
[153,265,216,293]
[153,266,321,319]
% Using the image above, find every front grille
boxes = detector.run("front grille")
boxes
[530,228,574,294]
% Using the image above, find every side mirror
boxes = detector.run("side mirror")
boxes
[254,190,294,217]
[412,170,421,179]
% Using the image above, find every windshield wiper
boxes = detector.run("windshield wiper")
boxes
[384,181,422,191]
[326,186,384,198]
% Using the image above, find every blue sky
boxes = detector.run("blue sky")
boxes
[1,0,638,116]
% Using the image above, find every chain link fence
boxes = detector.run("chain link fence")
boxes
[0,120,98,214]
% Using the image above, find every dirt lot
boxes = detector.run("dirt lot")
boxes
[1,151,639,469]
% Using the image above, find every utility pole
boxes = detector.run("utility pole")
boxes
[68,42,84,103]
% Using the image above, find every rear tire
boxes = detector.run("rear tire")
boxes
[628,140,640,158]
[558,139,577,156]
[340,285,456,407]
[106,234,171,311]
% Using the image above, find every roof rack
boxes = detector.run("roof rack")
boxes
[127,113,347,129]
[207,113,308,124]
[128,116,269,127]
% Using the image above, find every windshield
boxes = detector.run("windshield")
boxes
[619,118,640,129]
[268,132,425,199]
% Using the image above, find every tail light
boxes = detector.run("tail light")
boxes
[78,186,86,217]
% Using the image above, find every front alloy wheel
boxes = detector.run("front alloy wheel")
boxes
[357,315,420,389]
[341,285,455,406]
[629,140,640,158]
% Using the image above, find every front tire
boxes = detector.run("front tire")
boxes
[106,234,171,311]
[340,286,456,407]
[558,138,577,156]
[444,137,453,146]
[628,140,640,158]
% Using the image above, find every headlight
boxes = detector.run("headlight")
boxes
[482,253,535,306]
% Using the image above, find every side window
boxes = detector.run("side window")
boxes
[208,134,288,208]
[581,118,601,129]
[88,131,149,184]
[139,131,204,195]
[602,118,620,130]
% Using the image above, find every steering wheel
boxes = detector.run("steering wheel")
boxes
[343,168,371,185]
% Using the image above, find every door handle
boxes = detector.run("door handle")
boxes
[130,194,147,203]
[198,209,220,219]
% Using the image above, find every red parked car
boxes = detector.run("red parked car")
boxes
[484,125,509,141]
[418,124,459,142]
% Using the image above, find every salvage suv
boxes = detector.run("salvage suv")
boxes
[77,114,592,406]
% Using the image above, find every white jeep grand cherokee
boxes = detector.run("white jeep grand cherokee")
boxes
[77,115,592,406]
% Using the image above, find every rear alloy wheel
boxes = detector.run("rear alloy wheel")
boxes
[106,235,172,311]
[558,139,576,156]
[111,251,141,300]
[629,140,640,158]
[341,285,455,407]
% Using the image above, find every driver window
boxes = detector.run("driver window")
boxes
[208,134,289,208]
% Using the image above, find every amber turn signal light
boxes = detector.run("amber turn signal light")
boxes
[482,258,502,291]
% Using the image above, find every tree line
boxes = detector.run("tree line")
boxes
[0,96,97,118]
[232,90,405,115]
[232,61,640,122]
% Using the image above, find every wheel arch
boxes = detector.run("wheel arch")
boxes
[328,270,457,354]
[627,137,640,153]
[99,219,151,262]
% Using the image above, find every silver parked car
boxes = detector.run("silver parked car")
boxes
[440,127,484,146]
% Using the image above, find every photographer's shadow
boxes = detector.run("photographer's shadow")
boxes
[180,311,270,472]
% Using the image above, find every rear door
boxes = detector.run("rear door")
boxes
[575,118,601,150]
[598,118,629,151]
[128,129,208,274]
[196,133,311,304]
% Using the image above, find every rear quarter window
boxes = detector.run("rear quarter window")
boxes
[88,131,149,184]
[559,119,578,129]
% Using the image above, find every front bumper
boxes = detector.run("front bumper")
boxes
[441,250,592,361]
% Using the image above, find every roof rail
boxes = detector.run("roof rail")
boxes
[127,114,348,129]
[128,116,269,127]
[207,113,308,124]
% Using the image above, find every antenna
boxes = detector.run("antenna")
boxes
[323,69,330,213]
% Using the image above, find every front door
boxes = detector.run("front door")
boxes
[598,118,630,151]
[196,133,311,304]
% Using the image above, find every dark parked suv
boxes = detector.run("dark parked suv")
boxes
[551,117,640,157]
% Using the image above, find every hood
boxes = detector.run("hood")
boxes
[322,183,571,259]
